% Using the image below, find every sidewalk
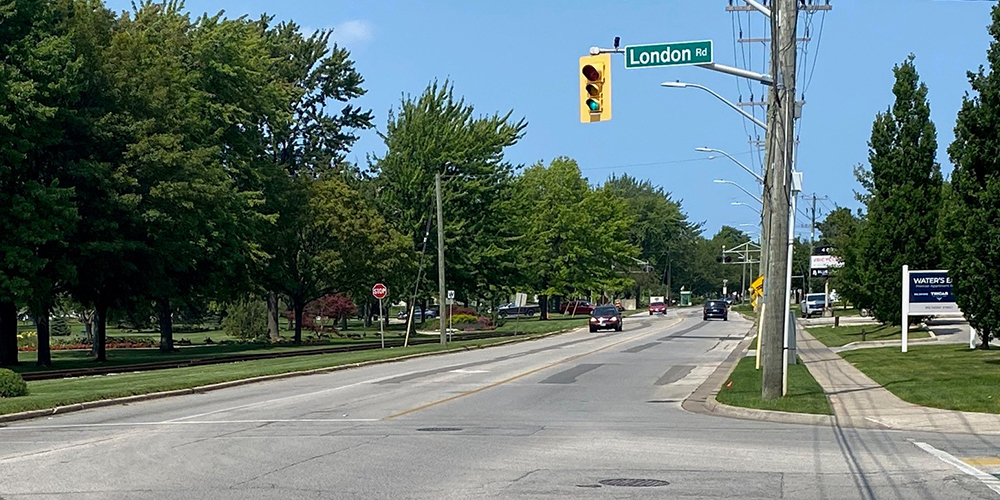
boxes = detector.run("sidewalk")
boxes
[797,327,1000,435]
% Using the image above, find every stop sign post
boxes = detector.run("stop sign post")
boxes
[372,283,387,348]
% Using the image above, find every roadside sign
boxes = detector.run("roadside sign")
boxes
[372,283,388,300]
[447,290,455,299]
[901,267,963,353]
[625,40,713,69]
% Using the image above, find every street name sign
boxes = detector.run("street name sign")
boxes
[625,40,713,69]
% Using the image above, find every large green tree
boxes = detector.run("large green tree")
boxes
[946,5,1000,349]
[371,81,526,311]
[855,56,943,325]
[510,157,637,318]
[0,0,105,366]
[257,20,374,338]
[604,174,698,302]
[268,178,408,344]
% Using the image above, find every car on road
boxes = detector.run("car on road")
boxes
[649,301,667,315]
[397,307,439,321]
[800,293,826,318]
[560,300,595,315]
[703,299,728,321]
[589,305,623,332]
[496,303,539,318]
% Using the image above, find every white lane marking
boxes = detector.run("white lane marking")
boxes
[164,370,419,422]
[450,369,489,374]
[3,418,379,430]
[913,441,1000,495]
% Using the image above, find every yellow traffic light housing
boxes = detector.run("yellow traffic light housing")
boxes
[579,53,611,123]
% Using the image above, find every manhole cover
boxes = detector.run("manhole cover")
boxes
[416,427,462,432]
[598,478,670,488]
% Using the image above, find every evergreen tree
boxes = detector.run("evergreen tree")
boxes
[856,56,942,325]
[946,5,1000,349]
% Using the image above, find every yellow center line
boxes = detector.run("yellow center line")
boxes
[383,315,685,420]
[963,457,1000,467]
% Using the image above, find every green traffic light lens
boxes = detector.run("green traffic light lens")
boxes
[582,64,600,82]
[587,99,600,111]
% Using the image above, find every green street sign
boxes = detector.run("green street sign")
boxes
[625,40,713,69]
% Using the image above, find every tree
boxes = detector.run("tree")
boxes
[946,5,1000,349]
[256,20,374,338]
[371,81,526,311]
[510,158,638,318]
[103,5,278,352]
[604,174,698,302]
[854,56,943,325]
[268,178,406,343]
[820,207,869,308]
[0,0,103,366]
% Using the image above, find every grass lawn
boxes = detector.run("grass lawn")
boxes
[12,336,412,373]
[806,324,930,348]
[841,344,1000,414]
[0,334,551,417]
[731,304,757,321]
[494,315,590,335]
[715,356,832,415]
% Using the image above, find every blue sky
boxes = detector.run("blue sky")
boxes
[107,0,997,238]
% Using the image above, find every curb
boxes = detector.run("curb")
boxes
[682,327,836,427]
[0,327,581,425]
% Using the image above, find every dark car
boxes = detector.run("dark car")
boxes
[589,305,623,332]
[649,301,667,315]
[561,300,596,316]
[703,300,729,321]
[497,303,539,318]
[397,307,439,321]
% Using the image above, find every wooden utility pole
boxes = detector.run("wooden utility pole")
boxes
[435,173,447,346]
[761,0,798,400]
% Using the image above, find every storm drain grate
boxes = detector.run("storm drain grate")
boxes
[416,427,462,432]
[598,478,670,488]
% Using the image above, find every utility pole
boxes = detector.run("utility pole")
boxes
[435,173,447,346]
[761,0,798,400]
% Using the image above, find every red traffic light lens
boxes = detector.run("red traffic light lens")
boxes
[582,64,601,82]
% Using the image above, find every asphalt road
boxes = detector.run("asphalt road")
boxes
[2,309,999,499]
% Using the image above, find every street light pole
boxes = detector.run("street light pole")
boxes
[696,147,764,183]
[435,173,447,346]
[714,179,763,204]
[661,81,767,130]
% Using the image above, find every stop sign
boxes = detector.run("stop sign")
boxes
[372,283,388,300]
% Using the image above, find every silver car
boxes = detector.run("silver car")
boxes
[800,293,826,318]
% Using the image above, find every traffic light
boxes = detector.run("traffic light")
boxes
[579,53,612,123]
[716,255,733,263]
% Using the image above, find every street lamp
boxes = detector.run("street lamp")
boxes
[731,202,761,216]
[714,179,763,204]
[696,147,764,183]
[661,81,766,130]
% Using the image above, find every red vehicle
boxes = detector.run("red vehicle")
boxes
[560,300,595,315]
[649,301,667,315]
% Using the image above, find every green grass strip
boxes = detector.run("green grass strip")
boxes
[840,344,1000,414]
[715,356,833,415]
[806,323,929,348]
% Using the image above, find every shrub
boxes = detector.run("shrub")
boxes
[447,307,479,318]
[16,330,36,349]
[222,299,269,340]
[0,369,28,398]
[450,314,479,325]
[51,316,71,337]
